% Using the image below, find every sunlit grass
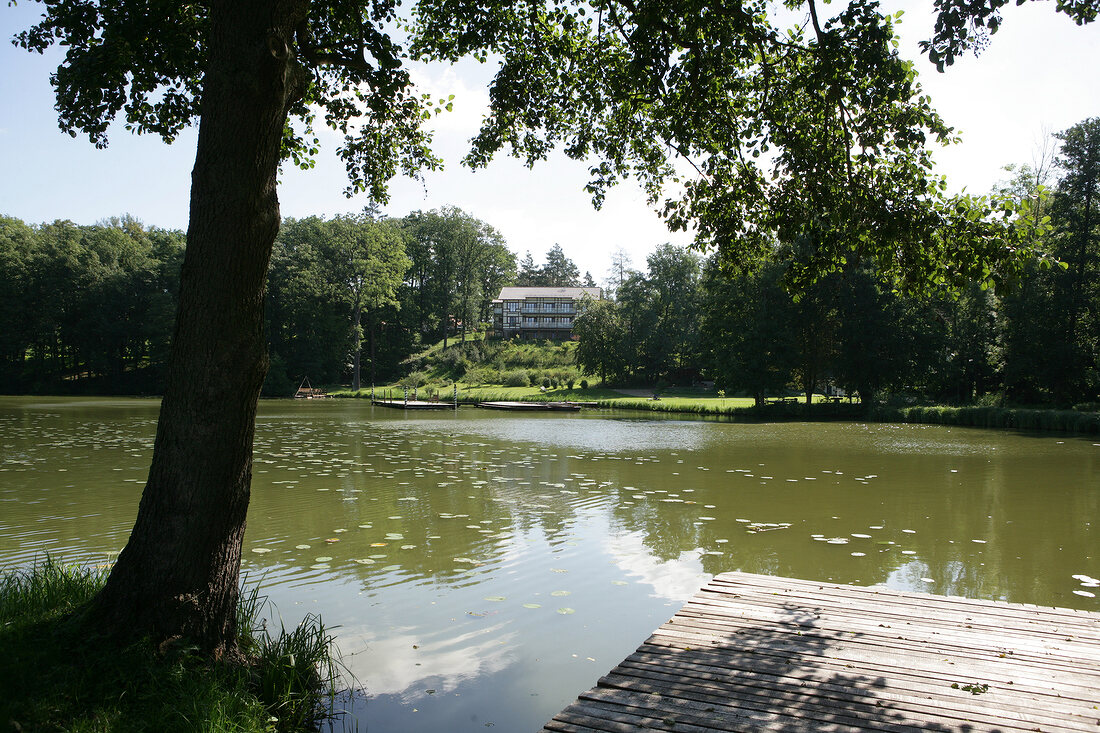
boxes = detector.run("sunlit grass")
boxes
[0,557,344,732]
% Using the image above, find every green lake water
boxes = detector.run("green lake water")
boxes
[1,396,1097,731]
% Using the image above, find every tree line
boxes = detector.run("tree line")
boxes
[0,206,600,396]
[574,119,1099,408]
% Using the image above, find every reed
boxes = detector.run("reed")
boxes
[0,557,344,732]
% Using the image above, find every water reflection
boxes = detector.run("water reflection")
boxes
[1,397,1097,733]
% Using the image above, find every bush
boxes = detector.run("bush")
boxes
[464,367,496,386]
[503,370,529,387]
[580,379,588,389]
[542,377,552,388]
[398,370,428,388]
[567,378,575,389]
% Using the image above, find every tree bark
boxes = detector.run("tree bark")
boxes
[87,0,308,657]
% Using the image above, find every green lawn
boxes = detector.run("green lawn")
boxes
[333,383,854,416]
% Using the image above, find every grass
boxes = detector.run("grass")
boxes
[872,404,1100,434]
[0,557,344,733]
[332,362,1100,435]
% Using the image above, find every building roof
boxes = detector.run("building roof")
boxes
[493,286,602,302]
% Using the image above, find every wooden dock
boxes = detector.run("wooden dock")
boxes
[477,401,580,411]
[370,399,453,410]
[543,572,1100,732]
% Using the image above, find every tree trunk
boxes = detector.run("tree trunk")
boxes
[87,0,307,657]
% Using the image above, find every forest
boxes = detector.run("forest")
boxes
[1,119,1097,408]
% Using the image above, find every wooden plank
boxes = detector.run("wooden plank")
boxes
[694,591,1100,645]
[662,605,1100,674]
[631,639,1100,710]
[542,572,1100,733]
[645,625,1100,700]
[707,573,1100,630]
[592,670,1061,733]
[608,655,1096,730]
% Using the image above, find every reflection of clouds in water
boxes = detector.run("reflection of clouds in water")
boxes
[339,622,516,698]
[605,532,709,602]
[380,416,710,452]
[886,559,979,598]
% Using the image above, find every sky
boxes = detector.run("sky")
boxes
[0,2,1097,283]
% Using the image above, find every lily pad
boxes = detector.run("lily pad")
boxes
[551,590,570,597]
[556,607,575,615]
[522,603,542,609]
[315,556,333,562]
[251,548,272,554]
[484,595,506,602]
[295,544,311,549]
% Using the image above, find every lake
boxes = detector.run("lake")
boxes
[1,396,1097,731]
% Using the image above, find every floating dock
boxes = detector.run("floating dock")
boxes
[544,571,1100,732]
[370,399,453,410]
[477,401,581,411]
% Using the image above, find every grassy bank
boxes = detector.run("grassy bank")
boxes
[870,404,1100,434]
[333,382,1100,434]
[0,557,342,732]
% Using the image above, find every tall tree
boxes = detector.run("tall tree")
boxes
[1052,118,1100,401]
[477,240,517,324]
[573,297,627,384]
[702,257,798,406]
[541,244,581,287]
[516,251,542,286]
[320,215,409,390]
[604,247,635,298]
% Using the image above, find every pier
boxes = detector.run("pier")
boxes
[544,571,1100,732]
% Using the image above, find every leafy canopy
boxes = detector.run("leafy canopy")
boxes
[14,0,1091,292]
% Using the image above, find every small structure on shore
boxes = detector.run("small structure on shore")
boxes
[294,377,327,399]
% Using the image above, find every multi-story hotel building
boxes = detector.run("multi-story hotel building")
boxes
[491,286,603,340]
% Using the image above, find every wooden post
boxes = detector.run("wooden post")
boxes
[403,387,407,406]
[453,384,458,411]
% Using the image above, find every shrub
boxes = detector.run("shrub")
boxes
[399,370,428,388]
[580,379,588,389]
[503,370,529,387]
[567,378,575,389]
[464,367,495,386]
